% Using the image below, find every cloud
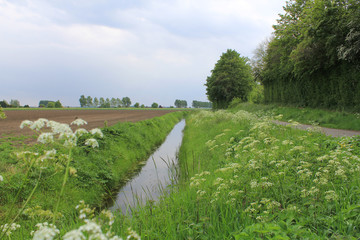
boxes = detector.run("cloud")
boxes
[0,0,285,106]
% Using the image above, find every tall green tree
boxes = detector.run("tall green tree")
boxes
[205,49,253,108]
[79,95,86,107]
[93,97,99,107]
[122,97,131,108]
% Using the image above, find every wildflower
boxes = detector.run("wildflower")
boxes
[20,120,33,129]
[1,223,21,236]
[75,128,88,137]
[63,229,86,240]
[52,123,73,134]
[126,227,141,240]
[325,190,338,201]
[250,180,258,188]
[85,138,99,148]
[30,118,48,131]
[71,118,88,126]
[37,133,54,144]
[90,128,104,138]
[31,222,59,240]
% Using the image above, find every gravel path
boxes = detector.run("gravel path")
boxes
[275,121,360,137]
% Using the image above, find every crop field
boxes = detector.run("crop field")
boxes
[1,109,177,138]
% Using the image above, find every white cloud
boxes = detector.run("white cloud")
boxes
[0,0,285,106]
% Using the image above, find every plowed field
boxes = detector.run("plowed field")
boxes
[1,109,177,137]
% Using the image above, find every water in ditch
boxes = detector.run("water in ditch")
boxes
[109,119,186,214]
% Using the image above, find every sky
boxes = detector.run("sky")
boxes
[0,0,286,107]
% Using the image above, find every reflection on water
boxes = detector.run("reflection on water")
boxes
[109,119,186,214]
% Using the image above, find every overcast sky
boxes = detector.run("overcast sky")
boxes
[1,0,285,107]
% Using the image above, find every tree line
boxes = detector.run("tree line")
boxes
[256,0,360,110]
[79,95,131,108]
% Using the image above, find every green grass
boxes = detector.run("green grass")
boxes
[110,110,360,239]
[230,102,360,131]
[0,111,186,238]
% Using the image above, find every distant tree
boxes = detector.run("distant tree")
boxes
[99,97,105,106]
[55,100,63,108]
[174,99,187,108]
[205,49,253,108]
[93,97,99,107]
[0,100,10,108]
[134,102,140,108]
[110,98,117,108]
[251,37,272,83]
[116,98,123,108]
[192,100,212,108]
[24,105,30,108]
[140,104,145,108]
[122,97,131,108]
[151,102,159,108]
[47,102,55,108]
[39,104,45,108]
[79,95,87,107]
[86,96,93,107]
[10,99,20,108]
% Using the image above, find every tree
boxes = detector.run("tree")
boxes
[10,99,20,108]
[93,97,99,107]
[99,97,105,106]
[116,98,122,108]
[86,96,93,107]
[122,97,131,108]
[0,100,10,108]
[151,102,159,108]
[55,100,62,108]
[251,37,272,83]
[134,102,140,108]
[205,49,253,108]
[174,99,187,108]
[110,98,117,108]
[47,102,55,108]
[79,95,87,107]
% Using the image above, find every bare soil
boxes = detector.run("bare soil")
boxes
[1,109,178,137]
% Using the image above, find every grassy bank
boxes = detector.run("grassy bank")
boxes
[112,110,360,239]
[0,111,185,238]
[230,103,360,131]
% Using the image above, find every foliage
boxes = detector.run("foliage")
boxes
[0,107,5,119]
[10,99,20,108]
[39,100,56,108]
[174,99,187,108]
[134,102,140,108]
[192,100,212,108]
[79,95,132,108]
[54,100,62,108]
[248,84,264,104]
[116,110,360,239]
[205,49,253,109]
[231,102,360,131]
[261,0,360,110]
[0,111,185,238]
[122,97,131,108]
[151,102,159,108]
[0,100,10,108]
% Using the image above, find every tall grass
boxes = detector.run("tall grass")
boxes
[112,110,360,239]
[0,111,185,238]
[230,102,360,131]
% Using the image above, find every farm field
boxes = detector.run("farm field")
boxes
[1,109,177,137]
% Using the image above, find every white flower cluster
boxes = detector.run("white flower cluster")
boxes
[31,222,60,240]
[1,223,21,237]
[20,118,103,148]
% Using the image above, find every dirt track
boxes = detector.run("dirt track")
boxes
[1,109,177,137]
